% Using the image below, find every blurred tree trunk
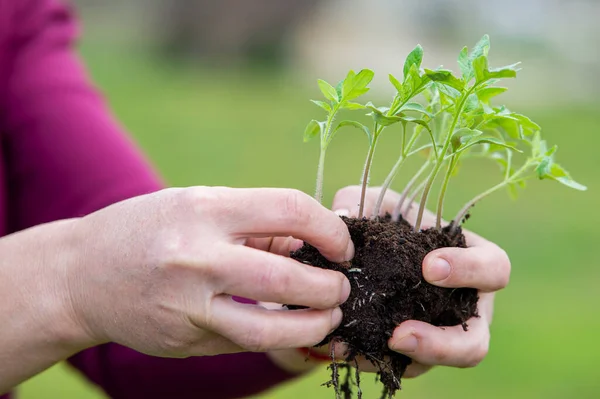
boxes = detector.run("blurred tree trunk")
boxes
[157,0,320,65]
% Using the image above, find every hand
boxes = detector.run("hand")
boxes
[321,185,510,377]
[67,187,354,357]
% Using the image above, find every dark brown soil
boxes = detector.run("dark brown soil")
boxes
[289,215,479,398]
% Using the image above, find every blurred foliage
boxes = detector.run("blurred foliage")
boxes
[18,40,600,399]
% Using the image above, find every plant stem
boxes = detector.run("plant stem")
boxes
[435,155,456,229]
[392,160,430,221]
[358,138,378,219]
[314,148,327,203]
[314,106,339,203]
[404,178,428,219]
[450,161,532,234]
[414,85,477,231]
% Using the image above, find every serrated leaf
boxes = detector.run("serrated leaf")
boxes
[303,119,322,142]
[451,128,482,151]
[424,69,465,91]
[403,44,424,80]
[318,79,338,102]
[341,101,366,110]
[335,80,343,99]
[343,69,374,101]
[477,87,508,103]
[471,34,491,60]
[434,82,461,100]
[458,46,471,80]
[333,120,372,145]
[398,102,432,117]
[389,74,403,92]
[310,100,331,112]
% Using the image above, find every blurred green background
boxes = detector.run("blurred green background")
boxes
[17,1,600,398]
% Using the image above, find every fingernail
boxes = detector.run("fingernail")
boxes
[426,257,451,282]
[340,278,351,303]
[393,334,418,353]
[330,308,343,332]
[335,209,350,217]
[343,240,355,262]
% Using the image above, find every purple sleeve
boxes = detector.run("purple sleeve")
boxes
[1,0,297,397]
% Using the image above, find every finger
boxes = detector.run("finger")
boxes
[403,362,432,379]
[332,186,399,218]
[210,295,343,351]
[220,188,354,262]
[422,239,510,292]
[388,315,490,368]
[216,245,351,308]
[332,186,437,228]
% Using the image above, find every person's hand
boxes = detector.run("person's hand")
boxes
[66,187,354,358]
[316,185,510,377]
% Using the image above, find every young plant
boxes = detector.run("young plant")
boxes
[303,69,374,203]
[297,34,585,399]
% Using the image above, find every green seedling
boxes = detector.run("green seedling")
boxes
[304,34,586,230]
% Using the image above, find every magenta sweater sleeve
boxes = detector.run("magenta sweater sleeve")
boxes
[0,0,297,398]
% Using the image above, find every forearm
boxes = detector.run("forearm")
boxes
[0,219,94,393]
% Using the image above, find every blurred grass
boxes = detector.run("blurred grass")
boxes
[18,43,600,399]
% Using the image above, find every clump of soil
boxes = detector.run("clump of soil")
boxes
[289,215,479,398]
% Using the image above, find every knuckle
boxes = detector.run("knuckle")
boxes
[279,189,311,224]
[258,263,290,300]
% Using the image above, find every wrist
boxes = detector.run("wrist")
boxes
[15,219,99,353]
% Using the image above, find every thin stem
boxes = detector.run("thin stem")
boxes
[435,155,456,229]
[404,178,428,218]
[372,124,407,218]
[392,160,431,221]
[314,106,338,203]
[414,84,478,231]
[451,161,533,234]
[358,139,377,219]
[314,149,327,203]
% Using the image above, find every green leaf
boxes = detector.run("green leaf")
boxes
[424,69,465,91]
[335,80,343,99]
[398,102,432,117]
[451,128,482,151]
[389,74,403,92]
[340,101,366,110]
[343,69,374,101]
[535,156,552,178]
[547,163,587,191]
[506,182,520,200]
[400,64,425,102]
[303,119,322,142]
[310,100,331,112]
[367,104,403,127]
[477,87,508,103]
[471,34,491,60]
[458,46,471,80]
[464,93,479,113]
[333,120,372,145]
[434,82,461,100]
[512,113,541,135]
[403,44,424,80]
[473,55,488,83]
[486,63,521,80]
[318,79,339,102]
